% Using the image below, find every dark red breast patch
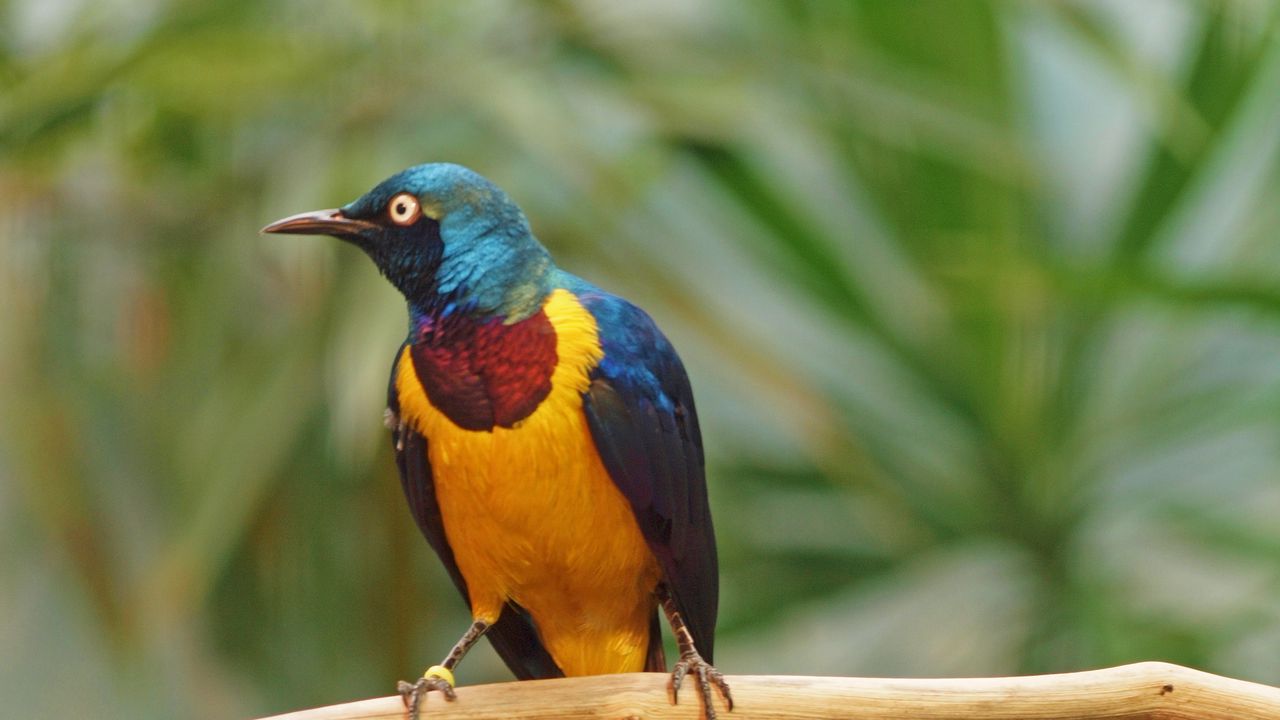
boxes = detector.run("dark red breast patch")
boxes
[409,309,558,431]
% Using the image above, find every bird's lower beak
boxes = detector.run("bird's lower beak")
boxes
[260,209,378,237]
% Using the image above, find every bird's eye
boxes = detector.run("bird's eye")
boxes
[388,193,421,226]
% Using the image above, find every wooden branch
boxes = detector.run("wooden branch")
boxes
[257,662,1280,719]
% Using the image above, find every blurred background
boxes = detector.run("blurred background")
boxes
[4,0,1280,717]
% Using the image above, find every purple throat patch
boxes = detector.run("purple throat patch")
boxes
[409,309,558,431]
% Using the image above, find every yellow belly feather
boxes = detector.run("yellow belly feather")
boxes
[395,289,661,675]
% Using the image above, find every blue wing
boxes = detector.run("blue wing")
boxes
[573,286,720,664]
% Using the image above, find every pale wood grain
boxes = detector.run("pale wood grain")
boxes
[256,662,1280,720]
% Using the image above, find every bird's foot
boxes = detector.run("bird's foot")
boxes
[670,651,733,720]
[397,665,456,720]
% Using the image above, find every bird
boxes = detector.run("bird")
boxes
[262,163,731,719]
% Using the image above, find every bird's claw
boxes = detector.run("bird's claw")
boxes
[397,673,456,720]
[671,652,733,720]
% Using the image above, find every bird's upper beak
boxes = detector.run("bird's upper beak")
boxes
[260,209,378,238]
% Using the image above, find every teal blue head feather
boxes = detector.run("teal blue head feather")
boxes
[262,163,553,321]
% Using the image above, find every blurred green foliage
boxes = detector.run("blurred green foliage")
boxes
[4,0,1280,717]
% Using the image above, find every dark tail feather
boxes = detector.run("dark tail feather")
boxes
[644,608,667,672]
[489,602,565,680]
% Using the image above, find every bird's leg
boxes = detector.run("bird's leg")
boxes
[658,586,733,720]
[397,620,489,720]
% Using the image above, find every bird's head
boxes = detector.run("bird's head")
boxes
[263,163,553,320]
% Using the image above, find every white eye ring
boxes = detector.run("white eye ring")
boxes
[388,193,421,226]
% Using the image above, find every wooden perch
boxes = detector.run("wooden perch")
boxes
[257,661,1280,719]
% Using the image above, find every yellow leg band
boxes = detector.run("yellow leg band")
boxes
[423,665,455,687]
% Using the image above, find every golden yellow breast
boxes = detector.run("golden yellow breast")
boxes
[395,289,661,675]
